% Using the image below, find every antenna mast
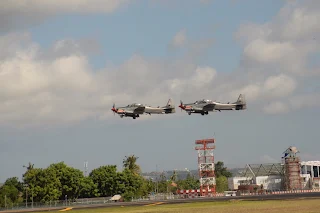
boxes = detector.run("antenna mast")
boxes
[84,161,88,177]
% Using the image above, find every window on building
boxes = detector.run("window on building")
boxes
[313,166,319,178]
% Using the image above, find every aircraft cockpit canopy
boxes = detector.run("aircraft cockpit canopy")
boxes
[129,103,143,107]
[194,99,211,104]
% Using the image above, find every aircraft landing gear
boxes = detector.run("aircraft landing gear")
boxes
[132,114,139,119]
[188,112,191,115]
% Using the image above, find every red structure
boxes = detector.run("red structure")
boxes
[195,138,216,196]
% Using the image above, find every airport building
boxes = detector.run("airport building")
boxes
[228,147,320,192]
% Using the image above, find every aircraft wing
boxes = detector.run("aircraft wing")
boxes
[133,106,146,114]
[202,103,215,111]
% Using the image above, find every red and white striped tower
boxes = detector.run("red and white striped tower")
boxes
[195,138,216,196]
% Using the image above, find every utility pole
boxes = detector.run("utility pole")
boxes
[24,184,28,208]
[156,164,158,194]
[26,188,28,207]
[31,189,34,209]
[84,161,88,177]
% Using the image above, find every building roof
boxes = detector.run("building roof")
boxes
[241,163,284,177]
[301,161,320,166]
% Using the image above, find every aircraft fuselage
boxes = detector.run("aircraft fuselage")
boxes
[144,106,175,114]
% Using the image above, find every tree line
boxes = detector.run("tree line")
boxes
[0,155,232,207]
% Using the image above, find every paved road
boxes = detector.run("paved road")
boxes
[1,192,320,213]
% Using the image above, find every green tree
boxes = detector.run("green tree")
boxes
[170,170,178,182]
[23,167,61,202]
[3,177,23,193]
[0,178,24,208]
[215,176,228,193]
[123,155,141,175]
[89,165,118,197]
[47,162,86,200]
[215,161,232,178]
[23,162,89,202]
[136,178,154,197]
[118,168,144,201]
[176,173,199,190]
[79,177,100,198]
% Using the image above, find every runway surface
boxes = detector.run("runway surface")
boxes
[1,192,320,213]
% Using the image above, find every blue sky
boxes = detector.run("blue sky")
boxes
[1,0,320,182]
[29,0,284,70]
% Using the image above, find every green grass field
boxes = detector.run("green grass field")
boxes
[38,198,320,213]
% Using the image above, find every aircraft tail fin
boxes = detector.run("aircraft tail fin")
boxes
[234,94,246,109]
[166,98,174,107]
[162,98,175,113]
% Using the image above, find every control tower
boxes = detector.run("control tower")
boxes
[282,146,302,190]
[195,138,216,196]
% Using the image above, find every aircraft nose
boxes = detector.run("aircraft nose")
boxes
[178,104,185,110]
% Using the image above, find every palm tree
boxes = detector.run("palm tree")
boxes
[23,162,34,170]
[123,155,141,174]
[170,170,178,183]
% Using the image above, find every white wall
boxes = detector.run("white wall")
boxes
[300,174,311,189]
[229,174,317,191]
[228,177,249,190]
[254,176,282,190]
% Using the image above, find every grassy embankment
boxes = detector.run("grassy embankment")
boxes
[36,198,320,213]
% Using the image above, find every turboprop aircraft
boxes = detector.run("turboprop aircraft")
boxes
[211,94,246,111]
[178,99,215,115]
[179,94,246,115]
[144,99,176,115]
[111,103,145,119]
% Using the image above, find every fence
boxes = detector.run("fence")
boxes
[0,193,179,212]
[0,197,114,212]
[1,190,320,212]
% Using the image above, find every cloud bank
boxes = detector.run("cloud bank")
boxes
[0,0,320,127]
[0,0,130,32]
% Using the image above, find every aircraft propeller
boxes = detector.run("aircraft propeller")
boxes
[111,103,117,115]
[178,100,184,111]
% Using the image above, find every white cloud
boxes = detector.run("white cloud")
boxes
[0,0,130,32]
[263,74,296,98]
[51,38,101,57]
[0,0,129,14]
[278,2,320,41]
[171,30,187,48]
[1,0,320,127]
[233,0,320,113]
[236,0,320,74]
[244,39,296,64]
[191,66,217,87]
[230,84,261,101]
[228,74,296,103]
[0,32,220,126]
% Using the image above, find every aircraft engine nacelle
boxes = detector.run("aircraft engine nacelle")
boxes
[235,105,243,110]
[164,107,175,114]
